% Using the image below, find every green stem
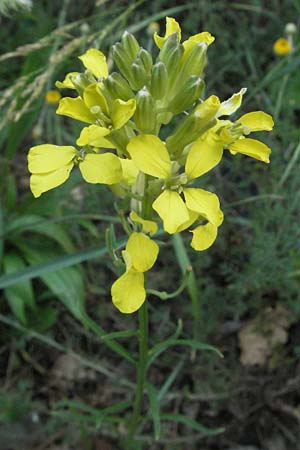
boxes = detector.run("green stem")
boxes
[127,300,149,443]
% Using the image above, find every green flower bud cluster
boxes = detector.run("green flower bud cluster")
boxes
[106,29,209,139]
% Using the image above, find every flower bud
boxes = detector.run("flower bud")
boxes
[121,31,140,61]
[166,95,220,156]
[130,60,147,90]
[168,76,205,114]
[164,42,184,79]
[104,72,134,101]
[150,61,168,99]
[285,22,297,35]
[134,87,156,133]
[138,48,153,73]
[72,73,94,96]
[159,32,180,63]
[112,43,133,83]
[177,43,207,85]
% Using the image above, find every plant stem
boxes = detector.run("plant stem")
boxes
[127,300,149,443]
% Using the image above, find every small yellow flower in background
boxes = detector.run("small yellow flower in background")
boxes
[147,21,159,35]
[273,37,291,56]
[45,89,61,104]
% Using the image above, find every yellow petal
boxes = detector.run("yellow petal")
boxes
[55,72,79,89]
[76,125,114,148]
[182,32,215,61]
[228,138,271,163]
[183,188,223,227]
[238,111,274,132]
[152,190,189,234]
[30,162,74,198]
[119,159,139,185]
[111,270,145,314]
[176,209,199,233]
[185,132,223,180]
[28,144,77,173]
[79,153,122,184]
[217,88,247,117]
[78,48,108,79]
[154,16,181,48]
[130,211,158,235]
[56,97,95,123]
[190,222,218,251]
[111,99,136,129]
[127,134,171,179]
[83,84,109,116]
[126,232,159,272]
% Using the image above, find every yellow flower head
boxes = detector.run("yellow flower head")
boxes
[26,17,274,314]
[273,37,291,56]
[45,90,61,104]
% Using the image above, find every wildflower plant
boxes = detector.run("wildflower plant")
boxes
[27,17,273,445]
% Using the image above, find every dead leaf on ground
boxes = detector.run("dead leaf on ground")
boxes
[49,353,96,388]
[238,306,290,367]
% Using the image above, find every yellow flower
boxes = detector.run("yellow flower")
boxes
[55,48,109,90]
[56,86,136,128]
[45,90,61,104]
[154,16,215,59]
[28,144,122,198]
[216,108,274,163]
[127,134,224,251]
[111,232,159,313]
[273,37,291,56]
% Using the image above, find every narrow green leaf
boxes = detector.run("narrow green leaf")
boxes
[161,413,225,436]
[3,253,35,324]
[0,245,108,289]
[148,337,222,368]
[7,214,75,252]
[19,245,85,319]
[100,329,138,341]
[0,199,4,265]
[146,382,161,441]
[157,357,185,403]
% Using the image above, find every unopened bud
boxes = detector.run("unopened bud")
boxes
[177,43,207,84]
[166,95,220,156]
[104,72,134,101]
[112,43,133,83]
[130,61,147,90]
[72,73,93,96]
[163,41,184,79]
[285,22,297,35]
[168,76,205,114]
[150,61,168,99]
[159,33,180,64]
[134,88,156,133]
[138,48,153,73]
[121,31,140,61]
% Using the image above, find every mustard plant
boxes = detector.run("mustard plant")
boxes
[27,17,273,446]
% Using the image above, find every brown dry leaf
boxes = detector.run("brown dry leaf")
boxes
[50,353,96,388]
[238,306,290,367]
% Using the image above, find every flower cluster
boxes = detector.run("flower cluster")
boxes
[27,17,274,314]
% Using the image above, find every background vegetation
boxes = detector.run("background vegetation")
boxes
[0,0,300,449]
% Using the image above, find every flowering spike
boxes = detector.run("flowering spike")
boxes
[26,16,273,313]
